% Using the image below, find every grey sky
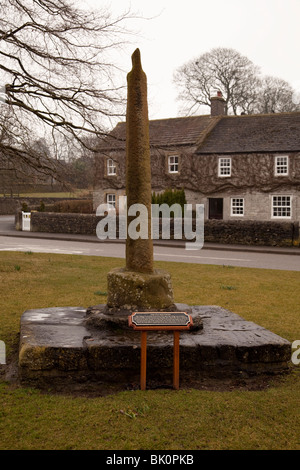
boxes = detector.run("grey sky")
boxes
[3,0,299,123]
[92,0,300,120]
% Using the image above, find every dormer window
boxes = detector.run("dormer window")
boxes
[275,156,289,176]
[168,155,179,173]
[107,158,116,176]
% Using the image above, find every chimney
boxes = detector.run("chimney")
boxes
[210,91,226,116]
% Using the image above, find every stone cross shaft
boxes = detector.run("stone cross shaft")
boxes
[125,48,153,273]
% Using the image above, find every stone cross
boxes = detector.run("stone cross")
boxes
[125,48,153,274]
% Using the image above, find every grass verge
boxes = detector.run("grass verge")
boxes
[0,190,90,198]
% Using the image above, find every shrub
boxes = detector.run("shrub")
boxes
[38,201,46,212]
[21,202,29,212]
[46,199,93,214]
[152,188,187,212]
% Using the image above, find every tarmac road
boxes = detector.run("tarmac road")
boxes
[0,215,299,271]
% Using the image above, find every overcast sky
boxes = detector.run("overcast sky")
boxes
[86,0,300,121]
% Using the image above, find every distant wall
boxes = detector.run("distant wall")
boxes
[0,198,20,215]
[23,212,300,247]
[0,197,83,215]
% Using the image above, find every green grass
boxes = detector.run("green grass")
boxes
[0,251,299,450]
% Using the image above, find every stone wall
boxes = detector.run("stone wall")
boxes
[204,219,299,247]
[25,211,299,247]
[94,150,300,204]
[94,187,300,222]
[94,148,300,223]
[30,212,102,235]
[0,198,20,215]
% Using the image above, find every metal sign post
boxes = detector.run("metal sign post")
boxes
[128,312,193,390]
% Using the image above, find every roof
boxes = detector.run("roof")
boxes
[98,111,300,154]
[98,115,213,151]
[196,112,300,154]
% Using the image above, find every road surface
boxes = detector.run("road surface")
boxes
[0,234,299,271]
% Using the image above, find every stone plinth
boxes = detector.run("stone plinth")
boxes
[18,305,292,388]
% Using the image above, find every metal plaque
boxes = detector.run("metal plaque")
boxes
[129,311,192,330]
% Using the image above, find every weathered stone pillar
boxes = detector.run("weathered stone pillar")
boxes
[105,49,174,311]
[125,48,153,274]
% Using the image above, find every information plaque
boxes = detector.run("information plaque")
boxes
[128,311,193,391]
[128,312,193,330]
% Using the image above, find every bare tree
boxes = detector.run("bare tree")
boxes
[0,0,135,181]
[174,48,260,115]
[251,76,299,114]
[174,47,299,116]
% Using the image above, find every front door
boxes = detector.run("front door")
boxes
[208,198,223,219]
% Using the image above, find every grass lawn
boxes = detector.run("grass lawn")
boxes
[0,251,299,450]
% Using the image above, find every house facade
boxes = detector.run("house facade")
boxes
[94,95,300,222]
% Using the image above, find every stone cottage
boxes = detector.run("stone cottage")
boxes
[94,94,300,222]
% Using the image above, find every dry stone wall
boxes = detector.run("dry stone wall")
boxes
[25,212,299,247]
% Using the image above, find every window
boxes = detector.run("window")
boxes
[107,158,116,176]
[272,195,291,218]
[275,156,289,176]
[218,157,231,177]
[231,198,244,216]
[168,155,179,173]
[106,193,116,208]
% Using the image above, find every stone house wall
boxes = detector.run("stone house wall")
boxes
[94,150,300,222]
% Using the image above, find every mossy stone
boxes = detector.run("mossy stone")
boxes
[106,267,174,310]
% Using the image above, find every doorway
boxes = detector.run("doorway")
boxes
[208,198,223,219]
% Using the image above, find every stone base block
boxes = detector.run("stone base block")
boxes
[106,267,174,310]
[18,305,292,388]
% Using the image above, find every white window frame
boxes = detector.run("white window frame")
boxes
[231,198,244,216]
[271,195,292,218]
[218,157,231,177]
[106,193,116,208]
[168,155,179,174]
[275,156,289,176]
[107,158,116,176]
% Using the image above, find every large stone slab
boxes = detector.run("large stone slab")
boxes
[18,305,292,386]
